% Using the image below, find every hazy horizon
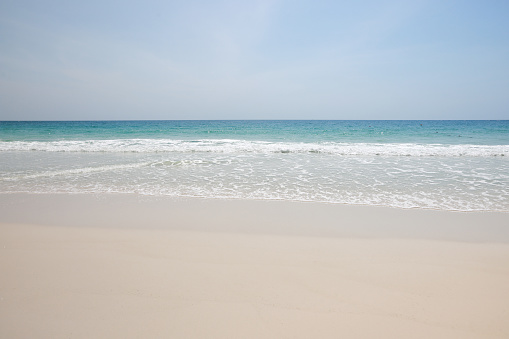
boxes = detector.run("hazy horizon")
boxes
[1,118,508,122]
[1,1,508,120]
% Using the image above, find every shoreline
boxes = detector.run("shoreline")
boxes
[2,191,509,213]
[0,193,508,242]
[1,193,509,338]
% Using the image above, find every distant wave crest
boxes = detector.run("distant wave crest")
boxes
[0,139,508,157]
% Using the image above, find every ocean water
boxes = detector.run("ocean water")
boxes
[1,120,508,212]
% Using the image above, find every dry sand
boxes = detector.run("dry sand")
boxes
[1,194,508,338]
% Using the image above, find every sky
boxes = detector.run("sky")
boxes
[1,0,508,120]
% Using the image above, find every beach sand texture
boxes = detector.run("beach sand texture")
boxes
[1,194,509,338]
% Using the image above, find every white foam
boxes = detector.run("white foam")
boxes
[0,139,507,157]
[0,162,152,181]
[1,138,507,212]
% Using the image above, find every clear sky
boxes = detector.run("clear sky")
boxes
[1,0,508,120]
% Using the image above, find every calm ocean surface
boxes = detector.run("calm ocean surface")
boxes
[1,120,508,212]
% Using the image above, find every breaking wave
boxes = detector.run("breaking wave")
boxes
[0,139,507,157]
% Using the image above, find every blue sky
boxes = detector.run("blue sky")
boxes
[1,0,508,120]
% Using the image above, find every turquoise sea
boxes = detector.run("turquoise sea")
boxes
[1,120,508,211]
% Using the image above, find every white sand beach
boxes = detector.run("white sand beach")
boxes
[1,194,508,338]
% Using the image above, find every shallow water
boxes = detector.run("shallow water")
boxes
[1,120,508,211]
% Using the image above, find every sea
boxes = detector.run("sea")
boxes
[0,120,508,212]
